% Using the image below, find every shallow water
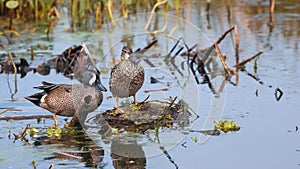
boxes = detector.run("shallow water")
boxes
[0,0,300,168]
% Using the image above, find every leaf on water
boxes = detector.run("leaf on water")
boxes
[6,0,19,9]
[191,137,197,142]
[214,120,240,133]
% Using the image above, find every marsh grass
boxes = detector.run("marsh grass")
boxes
[0,0,182,31]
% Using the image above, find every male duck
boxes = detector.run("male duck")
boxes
[109,46,144,107]
[25,70,107,127]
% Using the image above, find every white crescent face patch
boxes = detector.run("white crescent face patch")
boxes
[89,72,97,86]
[41,94,47,103]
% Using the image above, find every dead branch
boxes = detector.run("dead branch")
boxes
[144,88,169,93]
[0,107,21,115]
[7,52,18,99]
[215,26,235,45]
[0,26,14,44]
[30,47,35,60]
[234,26,239,65]
[234,51,263,68]
[214,44,232,76]
[135,38,158,54]
[0,115,53,121]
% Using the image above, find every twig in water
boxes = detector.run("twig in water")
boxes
[0,107,21,115]
[30,47,35,60]
[214,44,232,77]
[234,25,239,65]
[234,51,263,68]
[135,38,158,54]
[275,87,283,101]
[246,72,264,85]
[7,52,18,100]
[13,124,30,142]
[215,26,235,45]
[0,115,53,121]
[144,88,168,93]
[0,26,14,44]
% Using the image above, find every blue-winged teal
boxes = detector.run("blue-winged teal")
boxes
[109,46,144,107]
[25,70,107,127]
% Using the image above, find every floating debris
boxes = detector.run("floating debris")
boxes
[275,87,283,101]
[92,99,192,133]
[144,88,168,93]
[214,120,240,133]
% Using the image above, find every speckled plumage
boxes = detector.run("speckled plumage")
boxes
[26,82,103,117]
[109,60,144,98]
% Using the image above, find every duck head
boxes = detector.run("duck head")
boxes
[82,69,107,92]
[121,46,133,61]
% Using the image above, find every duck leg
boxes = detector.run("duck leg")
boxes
[115,96,125,113]
[133,94,137,105]
[115,96,119,108]
[52,113,58,127]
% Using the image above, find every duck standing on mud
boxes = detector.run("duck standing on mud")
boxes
[109,46,145,107]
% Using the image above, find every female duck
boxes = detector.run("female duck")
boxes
[109,46,144,107]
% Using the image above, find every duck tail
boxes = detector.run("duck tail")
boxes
[33,81,58,92]
[25,92,46,106]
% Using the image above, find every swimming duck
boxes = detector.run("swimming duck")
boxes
[25,70,107,127]
[109,46,144,107]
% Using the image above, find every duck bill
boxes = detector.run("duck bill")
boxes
[96,81,107,92]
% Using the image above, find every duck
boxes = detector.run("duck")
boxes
[109,46,144,107]
[25,70,107,127]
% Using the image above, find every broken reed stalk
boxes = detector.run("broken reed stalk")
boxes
[135,38,158,53]
[30,47,35,60]
[214,44,232,77]
[14,124,30,142]
[144,0,167,31]
[215,26,235,45]
[269,0,276,24]
[0,26,14,44]
[107,0,116,26]
[144,88,169,93]
[81,43,97,68]
[0,115,53,121]
[234,26,239,65]
[234,51,263,68]
[0,107,21,115]
[7,52,18,100]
